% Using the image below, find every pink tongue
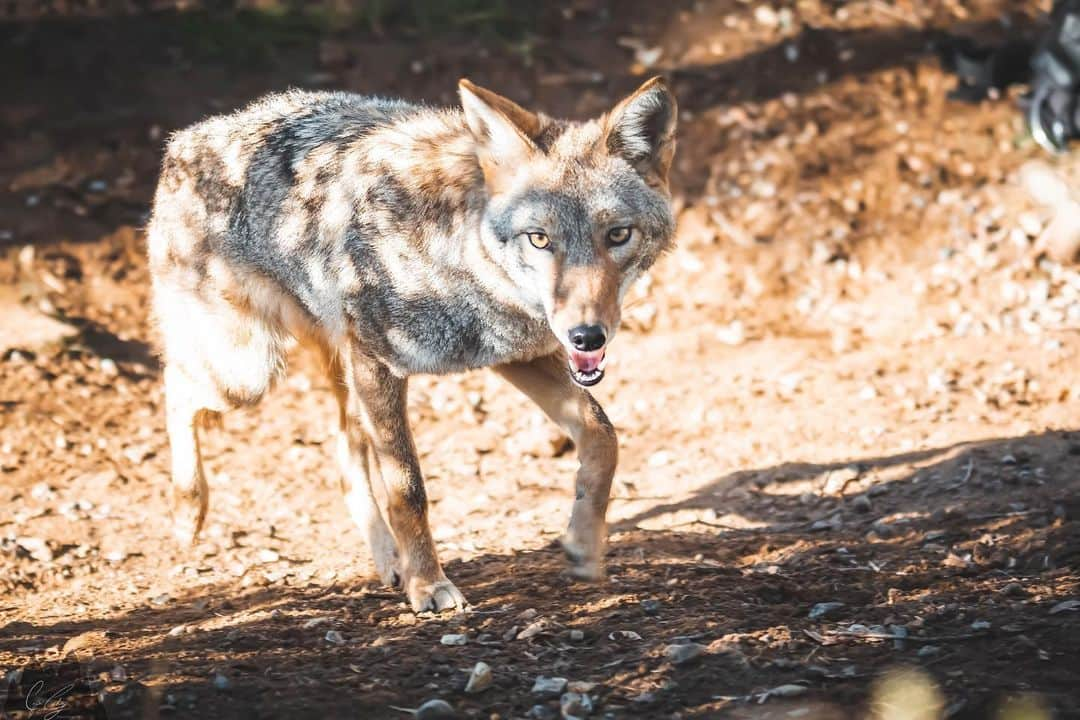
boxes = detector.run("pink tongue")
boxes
[570,349,605,373]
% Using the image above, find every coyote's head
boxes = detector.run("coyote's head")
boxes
[460,77,677,387]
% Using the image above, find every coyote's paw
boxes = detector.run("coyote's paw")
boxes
[171,504,205,546]
[407,577,467,613]
[372,542,402,589]
[561,534,605,581]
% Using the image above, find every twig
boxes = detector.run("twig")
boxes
[823,629,985,643]
[966,509,1047,521]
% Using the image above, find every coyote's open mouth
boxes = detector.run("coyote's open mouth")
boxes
[568,348,606,387]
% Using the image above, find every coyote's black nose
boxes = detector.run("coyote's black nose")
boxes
[569,324,606,351]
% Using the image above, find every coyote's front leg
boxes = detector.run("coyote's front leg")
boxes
[496,352,618,580]
[347,344,466,612]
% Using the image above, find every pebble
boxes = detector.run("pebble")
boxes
[823,466,859,494]
[560,691,593,719]
[325,630,345,645]
[212,673,230,691]
[640,599,662,616]
[517,619,552,640]
[851,494,872,513]
[122,443,155,464]
[808,602,845,620]
[167,625,188,638]
[767,684,807,698]
[1048,599,1080,615]
[568,629,585,642]
[754,5,779,28]
[110,665,127,682]
[528,705,559,720]
[532,676,568,697]
[608,630,642,641]
[664,642,706,665]
[1002,582,1024,597]
[465,661,492,693]
[257,549,280,563]
[416,698,457,719]
[970,620,991,631]
[440,633,468,646]
[15,537,53,562]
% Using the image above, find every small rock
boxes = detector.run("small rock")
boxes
[560,691,593,719]
[754,5,779,27]
[532,676,568,697]
[518,608,539,621]
[568,629,585,642]
[851,494,872,513]
[608,630,642,641]
[664,642,706,665]
[1049,599,1080,614]
[416,698,457,720]
[212,673,230,691]
[808,602,845,620]
[889,624,909,650]
[325,630,345,645]
[518,619,553,640]
[122,443,155,464]
[110,665,128,682]
[464,661,492,693]
[1002,582,1025,597]
[917,645,941,657]
[257,549,280,563]
[640,599,662,616]
[823,466,859,495]
[61,630,109,660]
[167,625,188,638]
[970,620,991,631]
[767,684,807,698]
[15,537,53,562]
[440,633,467,646]
[528,705,559,720]
[302,617,331,629]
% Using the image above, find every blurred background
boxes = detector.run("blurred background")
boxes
[1,1,1078,719]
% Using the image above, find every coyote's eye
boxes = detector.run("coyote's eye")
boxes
[607,227,633,246]
[525,231,550,250]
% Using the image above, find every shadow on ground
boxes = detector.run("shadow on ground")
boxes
[3,431,1078,719]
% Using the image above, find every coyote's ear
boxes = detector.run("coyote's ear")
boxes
[604,77,677,189]
[459,79,539,187]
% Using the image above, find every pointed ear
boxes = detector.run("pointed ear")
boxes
[459,79,540,186]
[604,77,677,189]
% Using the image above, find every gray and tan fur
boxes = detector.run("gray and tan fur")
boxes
[148,78,677,611]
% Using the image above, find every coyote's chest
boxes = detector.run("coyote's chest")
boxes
[345,276,556,375]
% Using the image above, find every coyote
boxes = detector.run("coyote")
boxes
[147,78,677,611]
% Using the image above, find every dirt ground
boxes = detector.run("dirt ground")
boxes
[2,1,1080,718]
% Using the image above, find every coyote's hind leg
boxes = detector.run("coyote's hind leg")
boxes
[164,365,212,544]
[324,348,401,587]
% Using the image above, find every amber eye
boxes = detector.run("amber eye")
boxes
[607,227,633,245]
[526,231,550,250]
